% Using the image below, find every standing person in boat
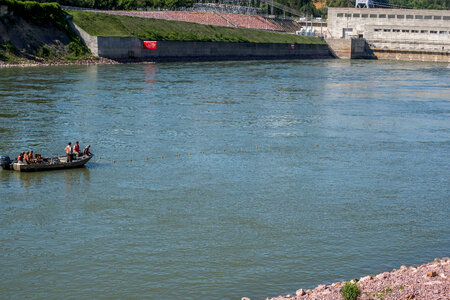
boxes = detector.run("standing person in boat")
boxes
[65,142,72,162]
[73,141,81,157]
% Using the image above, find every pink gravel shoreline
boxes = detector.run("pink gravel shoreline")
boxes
[0,57,148,68]
[244,258,450,300]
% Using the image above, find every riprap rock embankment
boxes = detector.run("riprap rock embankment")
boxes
[253,258,450,300]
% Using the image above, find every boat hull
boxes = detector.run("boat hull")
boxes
[11,154,94,172]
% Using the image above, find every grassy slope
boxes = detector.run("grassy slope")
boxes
[69,10,325,44]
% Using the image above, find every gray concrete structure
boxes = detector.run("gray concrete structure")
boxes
[326,38,375,59]
[97,38,330,61]
[327,8,450,60]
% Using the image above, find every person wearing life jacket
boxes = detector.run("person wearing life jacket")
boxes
[74,141,81,157]
[65,142,72,162]
[17,151,25,162]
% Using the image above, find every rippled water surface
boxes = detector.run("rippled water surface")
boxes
[0,60,449,299]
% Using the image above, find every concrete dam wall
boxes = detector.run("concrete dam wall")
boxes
[327,7,450,62]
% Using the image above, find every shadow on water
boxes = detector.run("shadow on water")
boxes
[5,167,91,190]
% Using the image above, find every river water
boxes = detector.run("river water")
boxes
[0,60,449,299]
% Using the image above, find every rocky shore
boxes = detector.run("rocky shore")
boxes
[0,57,168,68]
[0,57,119,68]
[246,258,450,300]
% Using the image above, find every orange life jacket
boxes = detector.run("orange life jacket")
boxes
[65,145,71,154]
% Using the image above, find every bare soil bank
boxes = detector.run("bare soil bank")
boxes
[259,258,449,300]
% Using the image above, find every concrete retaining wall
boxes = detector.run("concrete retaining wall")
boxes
[326,38,376,59]
[373,48,449,62]
[96,37,331,61]
[67,21,98,56]
[326,37,449,61]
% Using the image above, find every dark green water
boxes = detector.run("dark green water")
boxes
[0,60,449,299]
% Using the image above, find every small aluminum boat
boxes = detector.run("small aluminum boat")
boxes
[1,154,94,172]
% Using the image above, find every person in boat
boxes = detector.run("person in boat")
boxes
[26,151,34,164]
[23,151,30,164]
[83,144,91,156]
[73,141,81,157]
[35,153,42,164]
[17,151,25,162]
[65,142,72,162]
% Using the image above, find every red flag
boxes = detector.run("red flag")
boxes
[144,41,157,49]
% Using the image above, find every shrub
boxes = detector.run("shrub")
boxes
[0,42,21,61]
[38,45,51,57]
[1,42,20,55]
[0,0,65,27]
[341,281,361,300]
[67,41,82,56]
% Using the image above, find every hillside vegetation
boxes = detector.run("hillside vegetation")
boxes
[0,0,90,63]
[69,10,325,44]
[38,0,194,10]
[35,0,450,16]
[38,0,324,16]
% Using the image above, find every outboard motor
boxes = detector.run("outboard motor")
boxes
[0,155,12,170]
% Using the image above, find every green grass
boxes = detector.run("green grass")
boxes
[365,285,395,300]
[68,10,325,44]
[341,281,362,300]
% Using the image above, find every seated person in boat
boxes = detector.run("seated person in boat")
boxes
[26,151,34,164]
[83,145,91,156]
[23,151,29,163]
[35,154,42,164]
[65,142,72,162]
